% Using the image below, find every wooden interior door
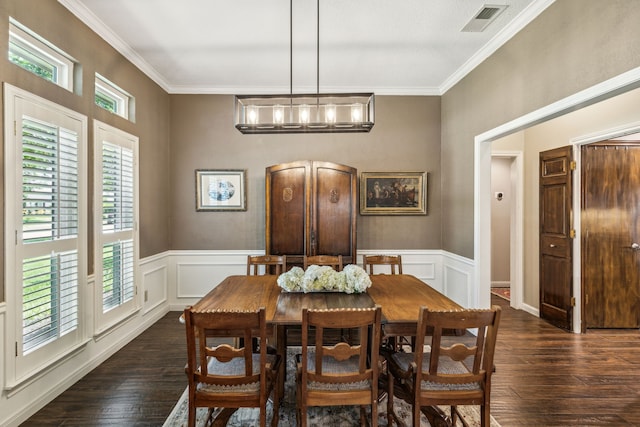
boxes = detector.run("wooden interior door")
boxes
[539,146,574,331]
[582,142,640,328]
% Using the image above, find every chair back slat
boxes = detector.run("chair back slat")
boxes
[247,255,287,275]
[303,255,343,271]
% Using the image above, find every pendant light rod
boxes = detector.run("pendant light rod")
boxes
[316,0,320,97]
[289,0,293,121]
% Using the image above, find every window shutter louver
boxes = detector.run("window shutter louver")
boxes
[95,123,138,322]
[20,117,80,354]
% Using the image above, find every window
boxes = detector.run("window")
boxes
[94,121,139,332]
[8,19,75,91]
[95,74,132,120]
[4,84,87,386]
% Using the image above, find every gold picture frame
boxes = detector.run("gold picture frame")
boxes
[195,169,247,211]
[360,171,427,215]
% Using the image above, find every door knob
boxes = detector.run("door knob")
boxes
[549,244,556,248]
[631,243,640,251]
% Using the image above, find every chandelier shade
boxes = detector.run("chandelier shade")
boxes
[234,93,374,134]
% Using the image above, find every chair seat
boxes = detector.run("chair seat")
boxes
[298,352,371,391]
[198,353,279,393]
[390,351,481,392]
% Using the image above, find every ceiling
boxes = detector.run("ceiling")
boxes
[59,0,553,95]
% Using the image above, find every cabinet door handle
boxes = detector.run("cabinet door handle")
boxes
[549,244,556,248]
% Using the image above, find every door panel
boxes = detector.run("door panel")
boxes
[266,163,309,258]
[582,142,640,328]
[312,163,356,263]
[539,146,573,330]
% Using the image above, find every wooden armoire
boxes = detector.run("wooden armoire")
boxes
[265,160,357,267]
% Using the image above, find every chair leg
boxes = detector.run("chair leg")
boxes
[271,386,280,427]
[188,405,195,427]
[481,404,489,427]
[412,402,421,427]
[451,405,458,426]
[387,372,395,426]
[371,397,378,427]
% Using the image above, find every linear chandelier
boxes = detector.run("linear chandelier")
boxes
[234,0,374,134]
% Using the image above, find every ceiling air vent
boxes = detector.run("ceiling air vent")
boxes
[462,4,508,32]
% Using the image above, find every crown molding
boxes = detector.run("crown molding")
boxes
[58,0,172,92]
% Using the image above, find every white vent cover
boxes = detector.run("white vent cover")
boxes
[462,4,508,32]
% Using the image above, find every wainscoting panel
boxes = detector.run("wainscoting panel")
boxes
[442,252,476,307]
[171,251,262,307]
[142,266,167,314]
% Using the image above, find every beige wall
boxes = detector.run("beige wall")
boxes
[0,0,171,300]
[442,0,640,259]
[490,157,511,283]
[169,95,442,251]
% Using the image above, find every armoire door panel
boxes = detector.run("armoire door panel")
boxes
[266,164,308,257]
[313,164,356,260]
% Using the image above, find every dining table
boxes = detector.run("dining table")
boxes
[187,273,463,426]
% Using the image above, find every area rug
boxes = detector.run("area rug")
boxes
[164,348,501,426]
[491,287,510,301]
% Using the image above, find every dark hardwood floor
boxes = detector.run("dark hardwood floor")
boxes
[21,295,640,426]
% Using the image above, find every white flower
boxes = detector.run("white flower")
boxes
[277,264,371,293]
[343,264,372,293]
[276,266,304,292]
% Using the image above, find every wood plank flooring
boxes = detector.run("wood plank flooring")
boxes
[21,296,640,426]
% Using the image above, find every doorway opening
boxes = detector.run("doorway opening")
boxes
[475,67,640,333]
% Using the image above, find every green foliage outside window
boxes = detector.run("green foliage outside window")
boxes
[9,51,55,81]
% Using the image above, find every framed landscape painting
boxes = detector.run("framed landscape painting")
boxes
[360,171,427,215]
[195,169,247,211]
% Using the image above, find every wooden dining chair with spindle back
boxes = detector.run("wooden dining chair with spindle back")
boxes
[183,306,283,427]
[363,254,409,351]
[385,306,502,427]
[296,306,382,427]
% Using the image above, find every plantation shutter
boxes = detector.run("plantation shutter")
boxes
[21,117,80,352]
[101,142,135,310]
[5,84,87,387]
[94,121,139,330]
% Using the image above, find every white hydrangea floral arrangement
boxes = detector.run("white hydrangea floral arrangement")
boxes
[277,264,371,294]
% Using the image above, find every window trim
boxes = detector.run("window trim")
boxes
[8,19,75,91]
[95,73,131,120]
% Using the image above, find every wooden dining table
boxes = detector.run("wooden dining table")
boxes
[187,273,463,426]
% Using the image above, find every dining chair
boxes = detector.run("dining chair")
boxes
[296,306,382,427]
[363,254,403,275]
[183,306,283,427]
[385,306,501,427]
[303,254,343,271]
[363,255,408,351]
[247,254,287,275]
